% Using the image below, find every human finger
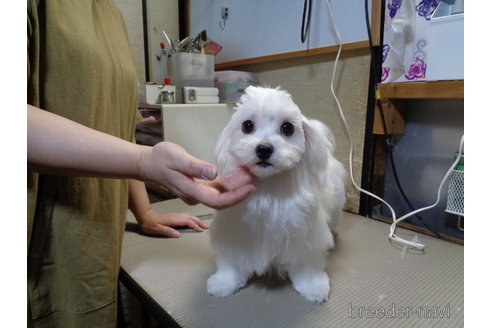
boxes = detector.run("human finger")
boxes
[163,143,217,180]
[142,223,181,238]
[193,216,209,229]
[160,212,209,232]
[212,166,256,192]
[193,183,255,210]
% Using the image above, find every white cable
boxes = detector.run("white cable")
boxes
[323,0,400,244]
[457,216,464,232]
[324,0,463,251]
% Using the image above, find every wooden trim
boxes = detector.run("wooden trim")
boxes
[373,98,406,135]
[372,215,464,245]
[371,0,383,46]
[369,136,390,209]
[215,40,369,70]
[379,81,464,99]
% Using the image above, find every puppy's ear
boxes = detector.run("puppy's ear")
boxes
[302,118,335,186]
[214,121,236,175]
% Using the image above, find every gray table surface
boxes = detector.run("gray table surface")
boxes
[121,199,464,328]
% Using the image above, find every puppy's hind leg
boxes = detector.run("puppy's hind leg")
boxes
[328,213,340,240]
[207,259,251,298]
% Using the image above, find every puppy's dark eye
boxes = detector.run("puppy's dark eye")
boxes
[280,122,295,136]
[241,120,254,134]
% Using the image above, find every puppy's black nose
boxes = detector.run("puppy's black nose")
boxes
[256,144,274,160]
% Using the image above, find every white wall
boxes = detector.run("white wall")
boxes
[190,0,371,64]
[113,0,146,83]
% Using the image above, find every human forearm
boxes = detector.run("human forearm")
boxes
[28,104,256,209]
[27,104,146,180]
[128,179,152,221]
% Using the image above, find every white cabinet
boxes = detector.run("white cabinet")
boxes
[161,104,234,166]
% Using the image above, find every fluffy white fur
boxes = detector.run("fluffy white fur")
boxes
[207,86,346,303]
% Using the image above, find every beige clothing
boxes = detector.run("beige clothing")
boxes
[28,0,140,326]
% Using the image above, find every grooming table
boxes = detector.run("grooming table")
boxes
[120,199,463,328]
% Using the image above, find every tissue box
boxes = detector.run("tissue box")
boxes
[426,14,464,81]
[183,87,219,104]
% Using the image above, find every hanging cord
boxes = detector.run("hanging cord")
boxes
[301,0,313,43]
[324,0,463,251]
[363,0,443,239]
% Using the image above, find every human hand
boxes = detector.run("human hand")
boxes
[136,208,209,238]
[138,142,255,209]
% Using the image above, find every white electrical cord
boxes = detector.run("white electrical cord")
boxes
[324,0,464,251]
[458,216,464,232]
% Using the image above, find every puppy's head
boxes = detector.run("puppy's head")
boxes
[216,86,310,179]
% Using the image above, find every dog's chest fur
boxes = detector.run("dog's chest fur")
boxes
[214,173,328,275]
[240,170,320,233]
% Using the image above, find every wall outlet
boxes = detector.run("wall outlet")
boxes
[221,7,229,21]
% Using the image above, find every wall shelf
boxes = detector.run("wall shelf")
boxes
[215,41,369,70]
[379,80,464,99]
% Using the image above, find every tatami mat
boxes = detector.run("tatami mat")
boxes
[121,199,463,328]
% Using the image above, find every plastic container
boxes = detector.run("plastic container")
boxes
[446,152,464,216]
[154,49,168,84]
[168,53,215,102]
[445,170,464,216]
[453,151,464,171]
[214,71,259,104]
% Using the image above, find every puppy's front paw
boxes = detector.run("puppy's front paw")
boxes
[292,271,330,303]
[207,272,245,298]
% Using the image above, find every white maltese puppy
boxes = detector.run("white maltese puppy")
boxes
[207,86,346,303]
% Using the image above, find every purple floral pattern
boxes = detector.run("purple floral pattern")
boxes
[387,0,403,19]
[382,44,390,63]
[381,44,391,82]
[381,68,390,82]
[416,0,440,20]
[405,39,427,80]
[382,0,437,83]
[405,58,427,80]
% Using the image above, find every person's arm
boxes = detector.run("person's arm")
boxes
[128,179,208,238]
[28,105,255,209]
[128,137,209,238]
[28,104,145,179]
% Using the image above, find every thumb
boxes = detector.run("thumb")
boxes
[168,146,217,180]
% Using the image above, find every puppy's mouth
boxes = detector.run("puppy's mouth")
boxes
[256,161,273,168]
